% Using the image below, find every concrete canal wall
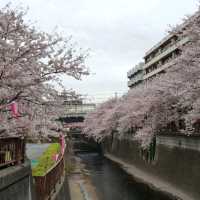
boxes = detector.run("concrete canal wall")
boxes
[0,146,71,200]
[0,159,34,200]
[51,175,70,200]
[102,134,200,200]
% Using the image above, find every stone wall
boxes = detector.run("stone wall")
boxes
[102,135,200,200]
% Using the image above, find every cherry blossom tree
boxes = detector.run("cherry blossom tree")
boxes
[83,98,119,141]
[0,5,88,137]
[83,6,200,148]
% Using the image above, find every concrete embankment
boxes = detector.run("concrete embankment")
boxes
[102,135,200,200]
[0,159,34,200]
[104,153,191,200]
[0,141,73,200]
[51,175,70,200]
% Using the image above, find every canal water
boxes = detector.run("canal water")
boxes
[77,152,173,200]
[26,143,173,200]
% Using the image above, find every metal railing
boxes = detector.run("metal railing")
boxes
[34,145,65,200]
[143,37,189,70]
[0,137,25,168]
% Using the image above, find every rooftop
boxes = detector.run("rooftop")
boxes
[144,33,174,58]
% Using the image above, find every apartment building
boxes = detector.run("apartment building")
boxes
[127,32,189,89]
[127,62,144,88]
[143,34,188,81]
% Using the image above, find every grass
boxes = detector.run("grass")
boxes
[32,143,61,176]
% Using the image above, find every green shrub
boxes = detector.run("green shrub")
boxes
[32,143,60,176]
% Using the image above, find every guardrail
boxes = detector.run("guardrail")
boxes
[34,142,66,200]
[0,137,25,168]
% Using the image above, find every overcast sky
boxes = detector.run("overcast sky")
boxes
[0,0,198,102]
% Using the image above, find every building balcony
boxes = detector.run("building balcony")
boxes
[128,73,144,87]
[143,60,175,80]
[127,62,144,78]
[143,37,189,70]
[144,34,174,58]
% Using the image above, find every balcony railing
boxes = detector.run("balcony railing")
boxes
[128,72,144,87]
[0,137,25,168]
[143,60,176,80]
[144,34,174,58]
[34,142,66,200]
[143,37,189,70]
[127,62,144,78]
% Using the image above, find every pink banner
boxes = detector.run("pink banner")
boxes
[10,101,20,118]
[60,134,65,155]
[52,154,59,162]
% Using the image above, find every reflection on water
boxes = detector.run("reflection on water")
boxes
[78,153,173,200]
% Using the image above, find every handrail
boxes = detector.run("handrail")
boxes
[34,142,66,200]
[0,137,25,168]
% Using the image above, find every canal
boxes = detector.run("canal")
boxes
[26,143,174,200]
[77,152,174,200]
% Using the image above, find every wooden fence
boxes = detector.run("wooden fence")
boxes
[0,137,25,168]
[34,145,65,200]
